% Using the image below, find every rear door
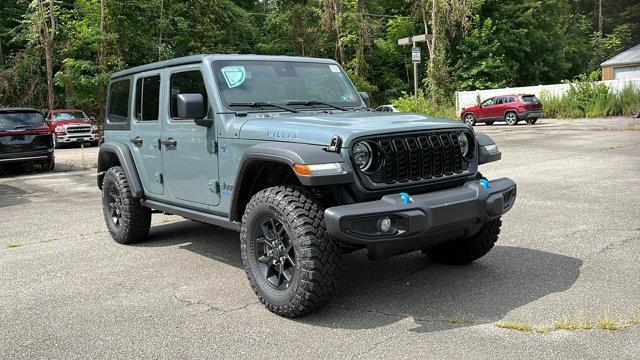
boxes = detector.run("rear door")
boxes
[161,65,220,208]
[493,97,508,118]
[129,71,164,195]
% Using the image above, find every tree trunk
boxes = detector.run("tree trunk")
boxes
[598,0,603,38]
[332,0,345,65]
[44,0,55,110]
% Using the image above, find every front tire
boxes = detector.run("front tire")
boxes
[240,186,340,317]
[527,118,538,125]
[102,166,151,244]
[505,112,518,126]
[426,218,502,265]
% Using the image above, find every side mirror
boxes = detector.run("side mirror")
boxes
[359,91,371,108]
[177,93,211,127]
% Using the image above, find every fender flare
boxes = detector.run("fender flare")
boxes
[97,142,144,198]
[229,142,352,221]
[475,133,501,165]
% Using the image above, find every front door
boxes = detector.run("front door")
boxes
[161,66,220,208]
[129,71,164,195]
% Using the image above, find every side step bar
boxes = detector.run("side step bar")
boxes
[141,199,241,232]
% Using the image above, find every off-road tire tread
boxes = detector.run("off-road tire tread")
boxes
[240,186,341,317]
[102,166,151,244]
[430,218,502,265]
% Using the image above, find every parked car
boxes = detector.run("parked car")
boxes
[374,104,399,112]
[98,54,516,317]
[0,108,55,171]
[46,109,100,148]
[461,94,543,126]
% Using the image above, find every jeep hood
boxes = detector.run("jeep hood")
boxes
[238,111,467,146]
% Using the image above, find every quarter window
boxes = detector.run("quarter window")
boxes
[508,97,516,103]
[108,79,131,120]
[135,75,161,121]
[170,70,208,119]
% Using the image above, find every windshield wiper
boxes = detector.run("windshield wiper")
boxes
[228,102,299,113]
[286,100,348,111]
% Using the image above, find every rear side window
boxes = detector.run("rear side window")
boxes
[495,97,507,104]
[108,79,131,120]
[508,97,516,103]
[135,75,161,121]
[521,95,540,104]
[170,70,208,119]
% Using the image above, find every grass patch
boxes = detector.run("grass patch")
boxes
[496,321,534,332]
[445,315,473,325]
[5,242,24,248]
[535,327,552,334]
[596,315,626,330]
[553,317,592,330]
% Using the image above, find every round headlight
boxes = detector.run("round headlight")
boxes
[458,132,473,159]
[352,141,373,171]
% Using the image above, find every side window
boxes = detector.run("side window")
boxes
[170,70,208,119]
[108,79,131,121]
[495,97,506,105]
[135,75,161,121]
[508,96,516,103]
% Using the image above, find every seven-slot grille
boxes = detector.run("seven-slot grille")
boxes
[65,125,91,134]
[360,130,469,185]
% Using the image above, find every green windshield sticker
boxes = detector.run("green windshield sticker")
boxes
[221,66,246,88]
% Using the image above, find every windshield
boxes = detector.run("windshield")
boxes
[53,111,87,120]
[0,112,45,130]
[213,60,362,110]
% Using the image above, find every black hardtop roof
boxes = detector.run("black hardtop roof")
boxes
[0,107,43,114]
[109,54,339,80]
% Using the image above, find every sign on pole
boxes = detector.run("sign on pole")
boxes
[411,47,421,63]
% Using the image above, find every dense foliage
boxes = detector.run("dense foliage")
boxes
[0,0,638,119]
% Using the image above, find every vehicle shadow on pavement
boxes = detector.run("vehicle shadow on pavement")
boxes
[305,246,582,332]
[134,221,581,333]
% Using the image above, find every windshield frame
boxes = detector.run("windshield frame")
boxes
[211,60,364,113]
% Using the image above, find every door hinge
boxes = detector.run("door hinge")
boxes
[213,141,218,153]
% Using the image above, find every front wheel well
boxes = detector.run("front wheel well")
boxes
[231,160,302,222]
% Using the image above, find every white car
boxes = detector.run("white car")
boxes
[374,105,399,112]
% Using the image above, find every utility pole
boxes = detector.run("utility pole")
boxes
[398,34,432,97]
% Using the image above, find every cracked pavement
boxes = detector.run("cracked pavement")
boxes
[1,117,640,359]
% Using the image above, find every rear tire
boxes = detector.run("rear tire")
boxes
[527,118,538,125]
[505,112,518,126]
[485,121,495,126]
[102,166,151,244]
[41,158,55,172]
[464,113,476,126]
[240,186,341,317]
[425,218,502,265]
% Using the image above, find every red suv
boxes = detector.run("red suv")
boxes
[461,94,543,126]
[46,109,99,148]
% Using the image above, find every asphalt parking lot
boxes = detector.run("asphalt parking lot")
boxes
[1,117,640,359]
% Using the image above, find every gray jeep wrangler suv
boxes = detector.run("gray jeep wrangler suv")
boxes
[97,55,516,317]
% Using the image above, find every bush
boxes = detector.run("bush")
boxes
[541,80,640,118]
[392,90,458,119]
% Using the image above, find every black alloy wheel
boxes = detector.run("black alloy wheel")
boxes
[254,217,297,290]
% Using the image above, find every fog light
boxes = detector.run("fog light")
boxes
[379,217,392,232]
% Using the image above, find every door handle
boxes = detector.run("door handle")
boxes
[160,138,177,147]
[130,136,143,145]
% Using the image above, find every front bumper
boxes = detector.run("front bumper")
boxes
[324,178,516,259]
[56,133,99,144]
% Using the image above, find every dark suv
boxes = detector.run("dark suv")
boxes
[0,108,55,171]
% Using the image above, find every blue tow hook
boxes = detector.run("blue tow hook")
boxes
[400,192,413,204]
[479,179,491,189]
